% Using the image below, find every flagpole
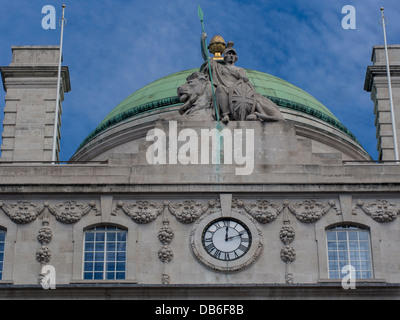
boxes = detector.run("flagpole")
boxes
[380,7,399,162]
[52,4,66,164]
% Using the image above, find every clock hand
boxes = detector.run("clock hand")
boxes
[226,234,242,240]
[226,231,247,241]
[225,226,229,241]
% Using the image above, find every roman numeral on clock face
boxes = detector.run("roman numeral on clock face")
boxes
[202,218,252,261]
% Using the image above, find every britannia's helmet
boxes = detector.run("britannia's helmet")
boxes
[223,41,238,62]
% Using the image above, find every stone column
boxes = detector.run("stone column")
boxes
[365,45,400,161]
[0,46,71,162]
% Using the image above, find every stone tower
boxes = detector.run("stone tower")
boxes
[365,45,400,161]
[0,46,70,162]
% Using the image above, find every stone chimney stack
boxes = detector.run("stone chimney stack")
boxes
[365,45,400,161]
[0,46,71,162]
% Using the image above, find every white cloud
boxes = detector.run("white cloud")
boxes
[0,0,399,159]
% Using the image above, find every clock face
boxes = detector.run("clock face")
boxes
[202,218,252,261]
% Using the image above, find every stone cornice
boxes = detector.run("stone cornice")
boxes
[0,65,71,92]
[364,65,400,92]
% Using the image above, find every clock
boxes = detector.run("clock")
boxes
[190,210,263,272]
[202,218,252,261]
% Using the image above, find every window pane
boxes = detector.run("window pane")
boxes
[84,262,93,272]
[359,232,369,241]
[85,233,94,241]
[328,242,337,250]
[337,232,347,240]
[107,242,116,251]
[85,242,94,252]
[117,242,126,251]
[95,242,104,251]
[107,233,116,241]
[350,251,360,260]
[107,262,115,271]
[349,241,359,250]
[117,233,126,241]
[116,262,126,271]
[348,232,358,240]
[84,272,93,280]
[84,252,94,262]
[329,261,338,271]
[328,251,337,260]
[327,232,336,241]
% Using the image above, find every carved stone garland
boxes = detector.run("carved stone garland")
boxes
[166,200,220,224]
[353,200,399,223]
[0,200,99,224]
[113,200,164,224]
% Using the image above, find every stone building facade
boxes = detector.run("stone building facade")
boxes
[0,45,399,299]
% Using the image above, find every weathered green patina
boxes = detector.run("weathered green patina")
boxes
[76,68,359,152]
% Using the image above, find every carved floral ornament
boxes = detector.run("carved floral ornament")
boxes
[353,199,400,223]
[232,199,339,224]
[112,199,220,224]
[1,197,397,226]
[0,200,99,224]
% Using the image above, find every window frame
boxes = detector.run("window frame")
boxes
[82,225,127,281]
[326,224,373,280]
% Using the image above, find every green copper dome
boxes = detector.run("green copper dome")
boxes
[77,68,358,151]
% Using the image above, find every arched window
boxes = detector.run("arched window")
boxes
[326,224,372,279]
[0,228,5,280]
[83,226,127,280]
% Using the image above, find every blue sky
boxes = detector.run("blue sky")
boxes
[0,0,399,160]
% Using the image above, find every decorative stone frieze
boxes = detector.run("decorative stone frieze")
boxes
[0,200,99,224]
[51,201,99,224]
[286,199,338,223]
[113,200,164,224]
[353,199,399,223]
[0,200,41,224]
[232,199,284,223]
[166,199,220,224]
